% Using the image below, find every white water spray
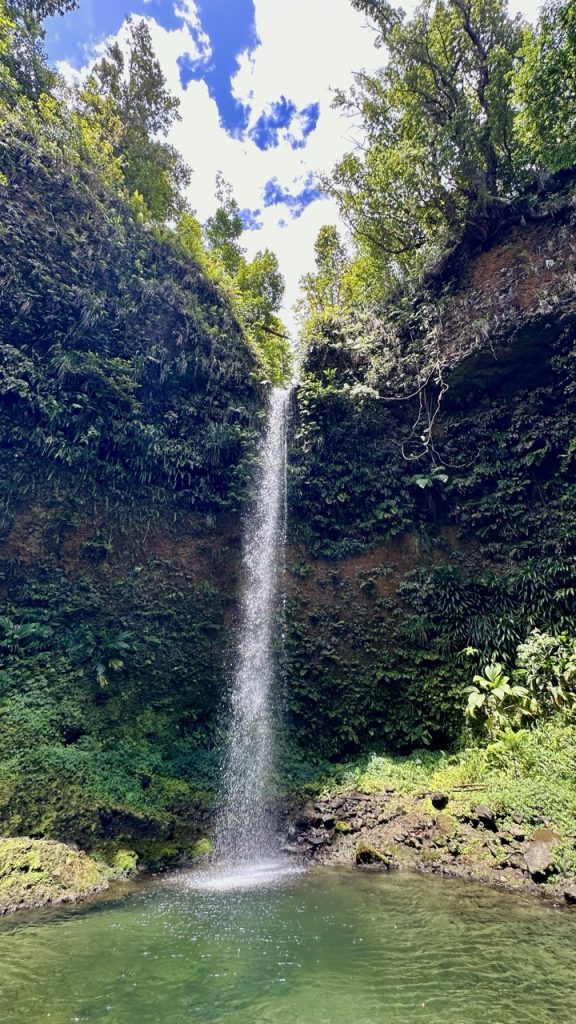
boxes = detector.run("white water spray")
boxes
[213,387,290,868]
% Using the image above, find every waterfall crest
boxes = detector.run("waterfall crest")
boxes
[214,387,290,866]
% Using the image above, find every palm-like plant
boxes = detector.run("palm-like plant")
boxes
[0,616,52,653]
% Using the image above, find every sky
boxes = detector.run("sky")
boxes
[45,0,543,338]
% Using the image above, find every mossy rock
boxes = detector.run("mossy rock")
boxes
[108,848,139,876]
[0,837,110,914]
[355,842,396,869]
[190,837,213,861]
[434,813,458,841]
[335,820,351,833]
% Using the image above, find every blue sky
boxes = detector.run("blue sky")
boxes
[45,0,539,335]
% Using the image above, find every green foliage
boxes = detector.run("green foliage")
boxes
[190,836,213,860]
[0,560,230,844]
[289,369,416,557]
[200,175,292,385]
[203,173,245,276]
[234,248,291,385]
[320,716,576,860]
[0,1,54,102]
[0,110,264,516]
[516,630,576,714]
[327,0,525,286]
[288,313,576,758]
[464,660,530,737]
[11,1,78,16]
[74,628,133,688]
[0,616,52,653]
[514,0,576,171]
[299,0,575,337]
[79,18,190,220]
[441,630,575,743]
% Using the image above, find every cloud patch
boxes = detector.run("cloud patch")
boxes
[240,208,263,230]
[178,0,259,135]
[263,175,324,219]
[250,98,320,150]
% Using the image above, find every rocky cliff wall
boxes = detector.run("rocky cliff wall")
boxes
[285,191,576,759]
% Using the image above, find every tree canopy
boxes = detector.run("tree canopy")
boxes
[182,174,291,384]
[514,0,576,171]
[328,0,525,271]
[79,18,191,220]
[298,0,576,337]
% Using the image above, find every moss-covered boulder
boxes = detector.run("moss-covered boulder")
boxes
[0,838,110,914]
[190,837,213,861]
[355,842,396,869]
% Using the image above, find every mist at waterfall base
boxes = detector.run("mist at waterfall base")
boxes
[206,388,293,887]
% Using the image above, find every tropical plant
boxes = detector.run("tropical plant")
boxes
[0,617,52,653]
[75,629,133,688]
[515,630,576,715]
[464,659,530,737]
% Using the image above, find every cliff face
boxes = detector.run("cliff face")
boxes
[1,129,575,854]
[0,121,262,856]
[285,189,576,758]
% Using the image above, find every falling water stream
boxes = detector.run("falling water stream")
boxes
[212,387,291,879]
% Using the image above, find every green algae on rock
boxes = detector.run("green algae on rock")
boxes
[0,837,110,914]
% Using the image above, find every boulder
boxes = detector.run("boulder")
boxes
[509,825,526,842]
[0,837,110,914]
[531,827,561,843]
[308,834,328,847]
[431,792,449,810]
[563,881,576,904]
[500,852,525,870]
[355,842,396,869]
[524,840,556,881]
[405,836,422,849]
[474,806,498,831]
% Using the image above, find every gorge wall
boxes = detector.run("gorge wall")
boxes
[1,129,575,857]
[0,121,258,857]
[285,176,576,760]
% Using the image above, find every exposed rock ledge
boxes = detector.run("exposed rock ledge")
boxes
[0,837,111,914]
[281,790,576,906]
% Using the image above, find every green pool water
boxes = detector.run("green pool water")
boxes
[0,865,574,1024]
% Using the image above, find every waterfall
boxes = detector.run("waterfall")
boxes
[214,387,290,866]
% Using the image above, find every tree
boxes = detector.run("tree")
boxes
[327,0,526,277]
[203,173,245,276]
[0,2,18,105]
[0,2,79,107]
[10,1,78,16]
[198,175,290,383]
[80,18,190,219]
[299,226,348,319]
[0,1,61,102]
[235,249,290,384]
[514,0,576,171]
